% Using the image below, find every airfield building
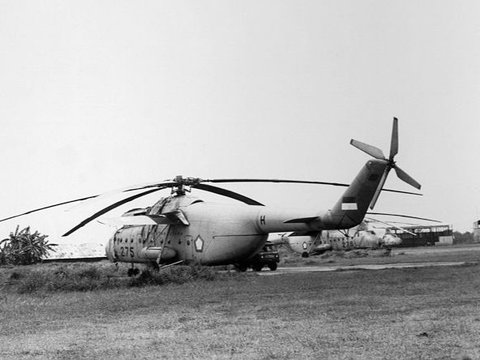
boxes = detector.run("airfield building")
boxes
[386,224,454,247]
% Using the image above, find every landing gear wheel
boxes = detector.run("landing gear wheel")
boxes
[268,263,278,271]
[236,264,248,272]
[127,267,140,277]
[252,264,263,272]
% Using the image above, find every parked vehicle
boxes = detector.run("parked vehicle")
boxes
[235,243,279,271]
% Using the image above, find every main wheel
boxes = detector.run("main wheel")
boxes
[268,263,278,271]
[235,264,248,272]
[252,264,263,272]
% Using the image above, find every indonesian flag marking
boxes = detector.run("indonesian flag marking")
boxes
[341,197,358,211]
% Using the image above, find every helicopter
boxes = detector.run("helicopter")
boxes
[275,215,439,257]
[275,221,404,257]
[1,118,422,274]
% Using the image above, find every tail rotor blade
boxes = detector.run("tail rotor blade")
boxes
[389,117,399,160]
[350,139,386,160]
[369,168,390,209]
[394,165,421,190]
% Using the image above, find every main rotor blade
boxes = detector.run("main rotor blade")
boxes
[194,183,264,206]
[369,168,390,209]
[364,216,416,236]
[121,180,176,193]
[204,178,351,187]
[350,139,386,160]
[382,189,422,196]
[202,178,421,196]
[367,212,441,223]
[62,187,166,236]
[0,195,100,223]
[389,117,399,160]
[394,165,421,190]
[66,181,177,213]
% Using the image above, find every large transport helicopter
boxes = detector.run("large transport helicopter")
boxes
[276,221,405,257]
[1,118,422,274]
[277,215,439,257]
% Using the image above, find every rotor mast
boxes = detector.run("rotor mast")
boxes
[171,176,201,196]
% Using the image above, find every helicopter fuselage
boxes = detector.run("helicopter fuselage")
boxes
[105,195,271,266]
[104,192,340,266]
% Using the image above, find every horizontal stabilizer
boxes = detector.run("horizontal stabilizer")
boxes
[284,216,319,224]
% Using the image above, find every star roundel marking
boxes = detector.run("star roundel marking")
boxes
[195,235,204,252]
[302,242,308,250]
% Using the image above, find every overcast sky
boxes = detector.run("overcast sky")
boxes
[1,1,479,245]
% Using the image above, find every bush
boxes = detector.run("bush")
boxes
[0,226,56,265]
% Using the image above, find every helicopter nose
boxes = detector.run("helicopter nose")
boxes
[105,236,116,261]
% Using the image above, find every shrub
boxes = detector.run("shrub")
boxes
[0,226,56,265]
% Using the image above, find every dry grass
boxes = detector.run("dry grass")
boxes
[1,246,480,359]
[0,263,222,294]
[279,243,480,267]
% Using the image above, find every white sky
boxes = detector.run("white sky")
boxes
[1,0,479,245]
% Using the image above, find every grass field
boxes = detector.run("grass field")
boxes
[1,246,480,359]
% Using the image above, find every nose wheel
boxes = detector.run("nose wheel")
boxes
[127,267,140,277]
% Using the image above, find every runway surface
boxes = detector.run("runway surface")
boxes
[256,244,480,275]
[258,261,469,276]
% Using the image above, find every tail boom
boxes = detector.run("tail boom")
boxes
[320,159,389,229]
[253,159,389,234]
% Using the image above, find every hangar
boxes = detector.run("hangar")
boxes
[386,224,454,247]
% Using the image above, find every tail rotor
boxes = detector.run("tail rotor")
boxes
[350,117,421,209]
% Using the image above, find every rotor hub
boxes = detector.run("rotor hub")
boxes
[174,175,202,187]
